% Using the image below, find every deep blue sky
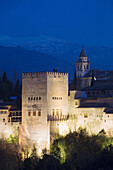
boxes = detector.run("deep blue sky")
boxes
[0,0,113,47]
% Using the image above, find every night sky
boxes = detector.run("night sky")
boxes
[0,0,113,47]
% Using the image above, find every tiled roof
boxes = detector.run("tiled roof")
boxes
[82,85,113,91]
[78,102,110,108]
[84,69,113,79]
[104,107,113,114]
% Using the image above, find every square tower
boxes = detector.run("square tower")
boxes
[20,71,68,154]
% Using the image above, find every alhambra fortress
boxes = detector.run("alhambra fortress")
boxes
[1,49,113,154]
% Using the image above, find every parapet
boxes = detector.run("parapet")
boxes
[22,72,68,79]
[22,72,47,78]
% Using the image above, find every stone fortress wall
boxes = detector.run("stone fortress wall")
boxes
[20,72,50,154]
[20,71,113,154]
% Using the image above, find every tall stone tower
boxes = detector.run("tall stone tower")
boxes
[20,71,68,154]
[76,49,90,77]
[20,72,50,155]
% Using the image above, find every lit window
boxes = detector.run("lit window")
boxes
[84,113,88,118]
[53,109,55,116]
[33,111,36,116]
[8,117,10,122]
[56,109,59,117]
[75,101,78,105]
[28,111,31,116]
[38,110,41,116]
[60,109,62,117]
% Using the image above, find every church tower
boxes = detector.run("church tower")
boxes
[76,49,90,77]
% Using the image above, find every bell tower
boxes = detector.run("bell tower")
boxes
[76,49,90,77]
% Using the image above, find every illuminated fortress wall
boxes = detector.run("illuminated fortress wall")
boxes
[20,72,50,154]
[20,71,113,155]
[47,72,68,118]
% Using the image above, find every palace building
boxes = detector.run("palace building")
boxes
[1,49,113,154]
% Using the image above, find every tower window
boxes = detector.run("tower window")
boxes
[75,101,78,105]
[39,97,41,100]
[36,97,38,100]
[33,111,36,116]
[52,109,55,116]
[28,97,30,100]
[87,65,89,69]
[34,97,35,100]
[31,97,33,100]
[56,109,59,117]
[84,113,88,118]
[3,118,5,122]
[60,109,62,117]
[28,111,31,116]
[38,110,41,116]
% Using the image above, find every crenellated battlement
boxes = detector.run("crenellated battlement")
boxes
[22,71,68,78]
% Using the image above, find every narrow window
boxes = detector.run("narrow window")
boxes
[34,97,35,100]
[75,101,78,105]
[84,113,88,118]
[38,110,41,116]
[87,92,91,97]
[60,109,62,117]
[36,97,38,100]
[52,97,54,100]
[53,109,55,116]
[28,111,31,116]
[8,117,10,122]
[56,109,59,117]
[31,97,33,100]
[28,97,30,100]
[3,118,5,122]
[39,97,41,100]
[33,111,36,116]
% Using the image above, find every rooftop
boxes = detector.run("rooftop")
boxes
[79,49,87,57]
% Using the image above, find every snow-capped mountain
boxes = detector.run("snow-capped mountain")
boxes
[0,35,113,81]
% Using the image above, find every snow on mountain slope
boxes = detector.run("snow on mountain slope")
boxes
[0,35,113,78]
